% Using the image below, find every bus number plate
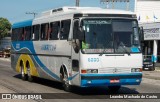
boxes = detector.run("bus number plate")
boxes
[110,79,120,83]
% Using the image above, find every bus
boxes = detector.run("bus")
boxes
[11,7,143,91]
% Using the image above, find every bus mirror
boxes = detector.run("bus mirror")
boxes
[73,27,84,41]
[139,27,144,41]
[78,27,84,41]
[73,20,84,41]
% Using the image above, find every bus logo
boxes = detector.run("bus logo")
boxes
[113,68,118,73]
[41,44,56,51]
[88,58,99,62]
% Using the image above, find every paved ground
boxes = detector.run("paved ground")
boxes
[0,58,160,102]
[143,71,160,80]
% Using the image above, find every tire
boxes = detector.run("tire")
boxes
[21,65,27,81]
[27,65,33,82]
[62,71,71,92]
[108,86,121,92]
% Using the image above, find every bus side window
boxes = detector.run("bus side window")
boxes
[41,23,49,40]
[25,26,31,41]
[12,29,18,41]
[18,28,24,41]
[60,20,71,40]
[50,21,60,40]
[32,25,40,41]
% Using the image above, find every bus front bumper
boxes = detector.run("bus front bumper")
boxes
[81,73,142,87]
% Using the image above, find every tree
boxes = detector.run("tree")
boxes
[0,17,11,39]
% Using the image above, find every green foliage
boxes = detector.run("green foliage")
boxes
[0,17,11,39]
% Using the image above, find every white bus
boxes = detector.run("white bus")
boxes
[11,7,143,91]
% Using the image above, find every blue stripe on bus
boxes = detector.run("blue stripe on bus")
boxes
[131,47,140,53]
[12,41,60,81]
[81,73,142,87]
[81,78,142,87]
[81,73,142,77]
[12,19,33,29]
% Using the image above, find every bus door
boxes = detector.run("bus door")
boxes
[70,19,81,86]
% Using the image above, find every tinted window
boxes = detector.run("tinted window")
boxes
[18,28,24,41]
[41,23,49,40]
[60,20,71,40]
[25,26,31,41]
[32,25,40,40]
[12,29,18,41]
[50,21,60,40]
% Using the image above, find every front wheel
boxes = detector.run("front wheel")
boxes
[62,71,71,92]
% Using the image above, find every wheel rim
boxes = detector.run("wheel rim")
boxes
[63,73,69,88]
[27,66,33,81]
[27,68,30,77]
[21,66,25,77]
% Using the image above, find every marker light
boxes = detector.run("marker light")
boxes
[81,70,87,74]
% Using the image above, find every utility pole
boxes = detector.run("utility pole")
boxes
[76,0,80,7]
[26,12,37,18]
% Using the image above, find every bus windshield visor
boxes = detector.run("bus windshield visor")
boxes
[81,19,141,54]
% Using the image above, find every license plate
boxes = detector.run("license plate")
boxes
[110,79,120,83]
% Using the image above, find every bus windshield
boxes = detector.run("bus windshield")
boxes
[81,19,141,54]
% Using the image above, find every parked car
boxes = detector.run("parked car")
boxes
[143,58,155,71]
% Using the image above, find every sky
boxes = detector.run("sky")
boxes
[0,0,135,24]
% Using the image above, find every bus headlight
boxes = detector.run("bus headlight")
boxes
[81,69,98,74]
[87,69,98,73]
[87,69,92,73]
[131,68,142,72]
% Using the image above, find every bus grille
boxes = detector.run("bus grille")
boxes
[98,67,131,74]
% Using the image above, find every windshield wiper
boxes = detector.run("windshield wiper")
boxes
[99,47,105,56]
[118,42,131,56]
[99,41,113,56]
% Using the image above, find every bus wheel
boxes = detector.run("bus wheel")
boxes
[21,64,27,81]
[27,65,33,82]
[108,86,121,92]
[62,71,71,92]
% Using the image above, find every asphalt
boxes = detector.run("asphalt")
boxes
[0,57,160,81]
[143,70,160,80]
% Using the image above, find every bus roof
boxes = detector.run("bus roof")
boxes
[37,6,136,18]
[12,7,136,28]
[32,7,136,24]
[12,19,33,29]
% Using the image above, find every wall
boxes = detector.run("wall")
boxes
[136,0,160,23]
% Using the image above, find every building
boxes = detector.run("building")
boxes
[136,0,160,63]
